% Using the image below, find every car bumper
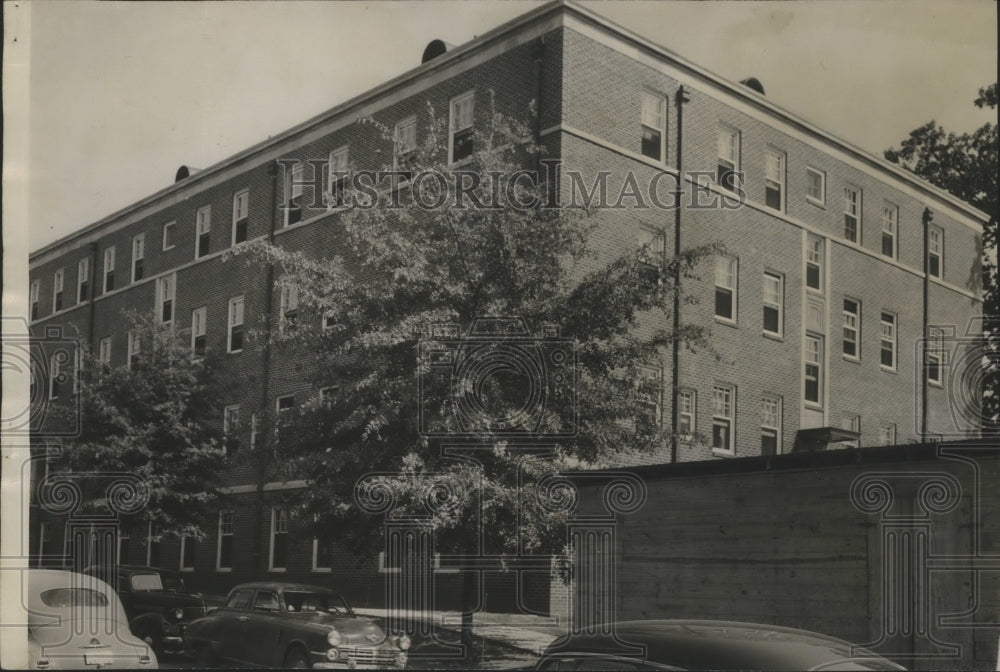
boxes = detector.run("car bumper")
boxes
[309,649,407,669]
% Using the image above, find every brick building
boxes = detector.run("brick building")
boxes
[27,1,987,612]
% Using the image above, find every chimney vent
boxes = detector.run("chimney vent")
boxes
[175,165,202,183]
[422,39,455,64]
[739,77,765,96]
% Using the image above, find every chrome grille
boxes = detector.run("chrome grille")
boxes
[338,646,398,666]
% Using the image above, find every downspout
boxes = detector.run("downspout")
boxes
[670,85,690,464]
[254,161,280,575]
[531,40,545,172]
[921,207,933,441]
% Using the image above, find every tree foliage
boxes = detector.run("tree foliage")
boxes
[885,83,998,431]
[52,311,227,540]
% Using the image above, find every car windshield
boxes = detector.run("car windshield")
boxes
[130,572,185,592]
[283,591,352,615]
[40,588,109,608]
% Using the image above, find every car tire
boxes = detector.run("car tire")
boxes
[283,647,312,669]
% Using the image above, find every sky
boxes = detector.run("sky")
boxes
[16,0,999,253]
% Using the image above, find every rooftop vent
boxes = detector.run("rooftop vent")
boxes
[793,427,861,452]
[175,165,202,183]
[739,77,765,96]
[422,39,455,64]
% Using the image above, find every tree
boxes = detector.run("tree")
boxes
[50,310,228,544]
[227,100,718,643]
[884,83,998,432]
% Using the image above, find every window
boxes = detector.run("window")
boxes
[280,282,299,333]
[880,312,896,370]
[147,522,161,567]
[180,536,196,571]
[677,389,695,438]
[217,511,234,571]
[394,119,417,181]
[716,127,739,191]
[156,274,175,324]
[232,189,249,245]
[224,405,241,454]
[320,387,336,404]
[276,395,295,440]
[714,257,737,322]
[806,167,825,205]
[806,234,824,292]
[762,271,783,336]
[637,226,665,271]
[327,147,349,208]
[269,508,288,571]
[928,226,943,278]
[640,92,666,161]
[48,353,61,400]
[881,202,897,259]
[711,385,735,454]
[127,331,140,370]
[313,518,333,572]
[285,164,304,226]
[228,296,244,353]
[926,327,944,386]
[30,280,40,320]
[636,365,662,432]
[249,412,259,452]
[52,269,64,312]
[879,425,896,446]
[760,396,781,456]
[843,186,861,243]
[804,335,823,406]
[99,337,112,364]
[842,415,861,449]
[323,312,336,331]
[191,307,207,356]
[162,221,176,250]
[449,92,475,163]
[132,234,145,282]
[103,246,116,292]
[196,206,211,258]
[764,149,784,210]
[77,258,90,303]
[843,299,860,359]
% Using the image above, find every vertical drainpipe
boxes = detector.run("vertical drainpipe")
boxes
[921,207,933,441]
[531,40,545,172]
[254,162,280,575]
[670,85,690,464]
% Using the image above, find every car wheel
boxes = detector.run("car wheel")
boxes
[283,647,312,669]
[194,642,214,667]
[135,627,163,657]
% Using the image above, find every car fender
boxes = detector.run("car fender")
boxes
[131,611,168,636]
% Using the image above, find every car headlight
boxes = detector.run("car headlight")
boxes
[397,634,411,651]
[326,629,342,647]
[171,608,185,621]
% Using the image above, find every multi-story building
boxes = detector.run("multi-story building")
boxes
[27,1,987,612]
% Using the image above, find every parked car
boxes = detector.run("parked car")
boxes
[26,569,157,669]
[183,581,410,669]
[82,564,208,655]
[535,620,906,671]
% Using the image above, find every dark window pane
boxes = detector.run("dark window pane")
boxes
[929,255,940,278]
[453,129,474,162]
[882,346,893,368]
[194,335,206,357]
[235,219,248,244]
[765,186,781,210]
[718,164,736,191]
[55,293,63,311]
[764,306,779,333]
[183,539,197,568]
[712,421,730,450]
[806,264,820,289]
[272,535,287,569]
[106,272,115,292]
[882,234,894,257]
[843,339,856,358]
[844,215,857,242]
[220,536,233,569]
[230,327,243,352]
[761,432,778,456]
[641,128,661,160]
[715,289,733,319]
[134,260,144,281]
[162,300,173,324]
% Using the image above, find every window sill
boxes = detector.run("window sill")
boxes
[711,447,735,458]
[880,366,898,375]
[311,567,332,573]
[762,331,783,342]
[215,568,232,573]
[714,317,738,328]
[180,567,194,573]
[268,568,287,573]
[227,349,243,355]
[163,245,176,252]
[842,355,862,365]
[806,197,826,209]
[928,380,944,389]
[806,286,824,296]
[804,402,824,412]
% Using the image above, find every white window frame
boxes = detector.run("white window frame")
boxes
[764,149,784,211]
[326,146,349,209]
[843,186,861,243]
[881,202,898,259]
[279,282,299,334]
[312,518,333,573]
[762,271,783,337]
[640,91,666,162]
[636,365,662,429]
[927,327,944,387]
[232,189,249,245]
[804,334,824,408]
[806,234,824,293]
[30,280,40,320]
[711,384,735,455]
[131,234,145,282]
[843,415,861,449]
[103,246,116,293]
[880,312,897,371]
[805,166,826,205]
[227,296,245,354]
[162,221,176,251]
[77,258,90,303]
[52,268,64,312]
[249,412,259,452]
[761,396,782,455]
[216,510,234,572]
[196,205,212,259]
[637,226,665,266]
[191,307,207,356]
[156,273,176,325]
[48,353,61,400]
[448,91,475,165]
[928,226,943,278]
[677,389,695,439]
[223,405,240,455]
[879,425,896,446]
[268,507,288,572]
[393,118,417,174]
[99,337,112,364]
[842,299,860,360]
[179,536,195,572]
[127,331,140,370]
[714,256,737,323]
[716,126,740,191]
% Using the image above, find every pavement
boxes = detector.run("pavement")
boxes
[353,608,565,657]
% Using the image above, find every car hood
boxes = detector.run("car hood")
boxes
[129,591,207,607]
[285,612,392,645]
